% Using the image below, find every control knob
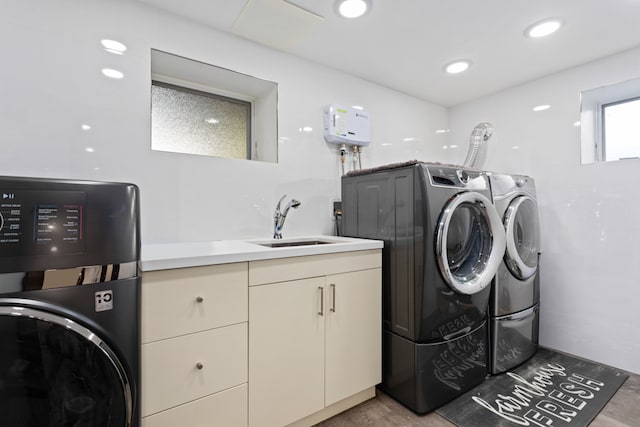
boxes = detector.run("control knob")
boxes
[456,170,470,184]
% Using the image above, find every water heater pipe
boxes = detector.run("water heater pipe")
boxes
[462,122,494,169]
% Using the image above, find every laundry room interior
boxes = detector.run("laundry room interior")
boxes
[1,0,640,426]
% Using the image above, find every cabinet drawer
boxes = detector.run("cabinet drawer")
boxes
[249,249,381,286]
[141,323,248,416]
[142,383,247,427]
[142,263,248,343]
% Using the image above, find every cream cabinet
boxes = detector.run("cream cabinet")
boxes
[248,250,382,427]
[141,263,248,427]
[324,269,382,405]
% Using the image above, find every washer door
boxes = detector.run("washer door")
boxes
[503,195,540,280]
[435,191,506,295]
[0,304,133,427]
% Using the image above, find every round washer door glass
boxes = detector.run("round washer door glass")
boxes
[436,191,506,295]
[0,305,132,427]
[504,195,540,280]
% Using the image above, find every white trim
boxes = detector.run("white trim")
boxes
[581,76,640,163]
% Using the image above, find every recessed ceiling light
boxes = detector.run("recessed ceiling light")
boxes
[444,60,471,74]
[101,68,124,79]
[525,18,563,38]
[573,121,581,127]
[101,39,127,54]
[85,147,95,153]
[532,104,551,112]
[335,0,371,19]
[81,124,91,131]
[205,118,219,124]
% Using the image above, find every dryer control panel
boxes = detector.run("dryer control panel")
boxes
[0,189,86,257]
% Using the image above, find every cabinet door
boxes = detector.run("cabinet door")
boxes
[249,277,326,427]
[325,268,382,406]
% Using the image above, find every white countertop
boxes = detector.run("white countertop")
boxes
[141,236,384,271]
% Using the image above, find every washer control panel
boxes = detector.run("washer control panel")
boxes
[0,189,86,256]
[426,165,488,190]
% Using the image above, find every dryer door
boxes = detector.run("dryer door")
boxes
[0,304,133,427]
[435,191,506,295]
[503,195,540,280]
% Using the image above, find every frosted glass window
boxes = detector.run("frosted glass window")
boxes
[151,81,251,160]
[602,97,640,161]
[150,49,278,163]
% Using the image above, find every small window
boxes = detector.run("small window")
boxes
[580,77,640,164]
[151,81,252,160]
[150,49,278,163]
[602,97,640,161]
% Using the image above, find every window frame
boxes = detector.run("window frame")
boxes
[151,79,253,160]
[601,95,640,162]
[580,76,640,164]
[150,49,279,163]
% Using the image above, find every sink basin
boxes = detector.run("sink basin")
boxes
[257,240,332,248]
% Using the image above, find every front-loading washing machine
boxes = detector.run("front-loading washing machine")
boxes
[488,173,541,374]
[342,161,506,413]
[0,176,141,426]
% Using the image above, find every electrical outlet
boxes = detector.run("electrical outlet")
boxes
[332,200,343,236]
[333,200,342,217]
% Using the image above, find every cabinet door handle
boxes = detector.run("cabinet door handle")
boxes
[318,286,324,316]
[330,284,336,312]
[196,362,204,370]
[196,296,204,303]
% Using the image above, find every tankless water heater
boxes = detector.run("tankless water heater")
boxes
[323,104,371,146]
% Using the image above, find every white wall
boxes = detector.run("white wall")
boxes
[448,47,640,374]
[5,0,638,375]
[1,0,447,243]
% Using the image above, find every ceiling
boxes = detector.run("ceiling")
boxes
[136,0,640,107]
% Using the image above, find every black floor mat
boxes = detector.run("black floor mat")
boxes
[436,348,628,427]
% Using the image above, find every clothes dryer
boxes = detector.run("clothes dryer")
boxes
[342,161,506,413]
[0,176,141,426]
[488,174,541,374]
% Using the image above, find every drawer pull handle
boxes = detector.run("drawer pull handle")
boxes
[196,362,204,370]
[330,284,336,312]
[196,296,204,303]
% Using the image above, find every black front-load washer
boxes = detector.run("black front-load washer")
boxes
[0,176,140,427]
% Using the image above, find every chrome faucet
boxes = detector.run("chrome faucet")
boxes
[273,195,301,239]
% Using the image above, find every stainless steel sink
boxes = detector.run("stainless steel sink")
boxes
[257,240,332,248]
